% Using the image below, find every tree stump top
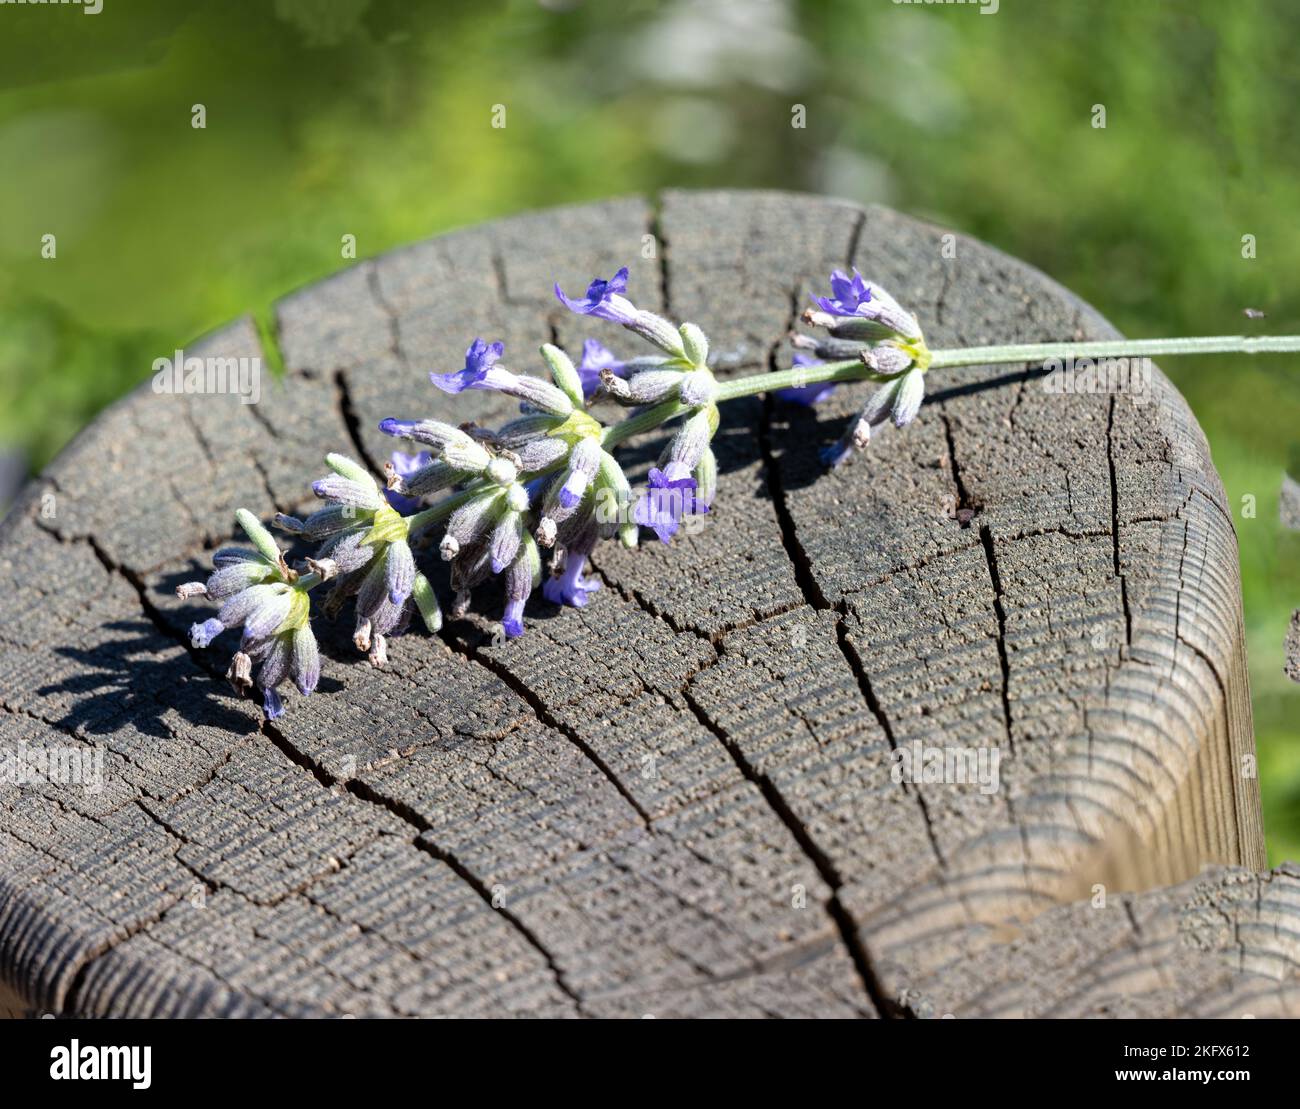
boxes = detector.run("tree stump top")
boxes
[0,190,1287,1018]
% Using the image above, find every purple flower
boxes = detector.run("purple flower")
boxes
[352,544,416,668]
[814,269,918,338]
[576,339,626,398]
[500,533,540,634]
[554,267,637,326]
[816,268,873,316]
[427,343,573,417]
[542,552,602,608]
[190,617,225,648]
[384,450,431,514]
[179,513,322,720]
[633,467,708,544]
[262,688,285,720]
[502,597,526,637]
[431,338,511,394]
[777,353,837,407]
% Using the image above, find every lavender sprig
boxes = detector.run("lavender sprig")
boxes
[180,263,1300,717]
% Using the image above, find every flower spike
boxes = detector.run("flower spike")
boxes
[173,258,1289,715]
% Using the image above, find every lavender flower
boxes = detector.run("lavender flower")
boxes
[430,338,507,393]
[170,250,1274,726]
[178,509,321,719]
[279,454,425,666]
[554,267,637,325]
[576,339,626,399]
[502,532,542,637]
[556,266,686,358]
[377,419,493,473]
[633,467,708,544]
[535,440,595,544]
[542,538,602,608]
[815,268,874,316]
[811,268,920,340]
[384,450,431,514]
[429,340,573,417]
[600,367,686,406]
[351,532,416,668]
[658,406,716,488]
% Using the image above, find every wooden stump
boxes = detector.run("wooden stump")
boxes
[0,190,1286,1018]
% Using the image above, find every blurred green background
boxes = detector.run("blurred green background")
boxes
[2,0,1297,860]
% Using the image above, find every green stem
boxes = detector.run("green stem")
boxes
[407,487,483,535]
[481,332,1300,494]
[713,359,888,401]
[602,399,685,448]
[928,334,1300,369]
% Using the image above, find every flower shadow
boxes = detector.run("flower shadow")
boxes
[39,618,260,741]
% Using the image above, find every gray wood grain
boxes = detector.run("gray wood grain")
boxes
[0,191,1271,1018]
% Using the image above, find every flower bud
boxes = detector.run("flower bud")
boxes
[235,508,284,566]
[490,511,524,574]
[660,407,715,481]
[694,447,717,508]
[443,490,503,558]
[863,343,915,375]
[678,370,718,407]
[515,437,568,472]
[411,572,443,634]
[541,343,586,407]
[617,369,686,406]
[627,311,686,358]
[486,456,519,486]
[680,322,709,368]
[558,438,601,509]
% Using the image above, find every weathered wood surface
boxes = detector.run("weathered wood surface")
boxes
[0,190,1280,1018]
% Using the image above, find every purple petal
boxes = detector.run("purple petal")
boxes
[384,488,422,514]
[502,599,525,638]
[389,449,432,479]
[577,339,626,398]
[631,467,709,545]
[817,267,874,316]
[465,338,505,374]
[429,368,477,394]
[542,553,602,608]
[262,688,285,720]
[554,267,636,324]
[189,617,225,648]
